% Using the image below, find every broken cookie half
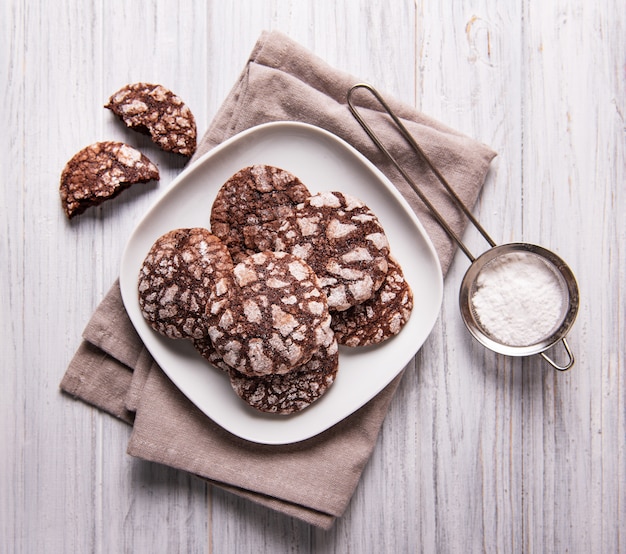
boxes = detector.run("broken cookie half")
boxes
[59,141,159,219]
[105,82,197,157]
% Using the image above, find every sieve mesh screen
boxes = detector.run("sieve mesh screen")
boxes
[468,251,570,347]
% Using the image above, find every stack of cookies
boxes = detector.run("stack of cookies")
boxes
[138,164,413,415]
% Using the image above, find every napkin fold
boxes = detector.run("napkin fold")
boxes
[60,30,496,529]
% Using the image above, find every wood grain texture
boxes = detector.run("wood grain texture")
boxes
[1,0,624,552]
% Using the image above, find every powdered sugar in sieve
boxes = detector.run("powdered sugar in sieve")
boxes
[469,250,567,347]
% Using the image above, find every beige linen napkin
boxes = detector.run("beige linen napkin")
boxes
[61,30,496,529]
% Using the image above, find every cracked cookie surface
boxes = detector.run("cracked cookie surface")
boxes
[281,191,391,311]
[208,251,333,377]
[331,256,413,347]
[105,82,197,156]
[228,335,338,414]
[59,141,159,219]
[138,228,234,340]
[192,335,232,372]
[210,165,310,263]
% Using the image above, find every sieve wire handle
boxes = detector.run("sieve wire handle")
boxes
[347,83,497,263]
[540,337,575,371]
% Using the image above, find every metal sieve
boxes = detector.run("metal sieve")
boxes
[347,83,579,370]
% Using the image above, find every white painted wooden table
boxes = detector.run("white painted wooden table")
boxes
[2,1,624,552]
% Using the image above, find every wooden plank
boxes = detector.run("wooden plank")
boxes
[521,1,625,552]
[0,0,28,550]
[2,0,104,551]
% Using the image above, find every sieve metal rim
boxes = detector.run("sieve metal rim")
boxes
[459,243,579,358]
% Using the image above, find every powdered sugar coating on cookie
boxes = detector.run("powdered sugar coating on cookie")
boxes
[59,141,159,219]
[331,256,413,347]
[228,336,339,414]
[192,336,232,372]
[138,228,234,340]
[210,165,311,263]
[285,191,390,311]
[208,251,334,377]
[105,83,197,156]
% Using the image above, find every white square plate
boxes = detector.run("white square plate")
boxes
[120,122,443,444]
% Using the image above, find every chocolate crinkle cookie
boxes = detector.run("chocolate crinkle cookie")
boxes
[210,165,311,263]
[331,256,413,347]
[228,336,339,415]
[59,141,159,219]
[208,251,334,377]
[138,228,234,340]
[280,191,391,311]
[105,83,197,157]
